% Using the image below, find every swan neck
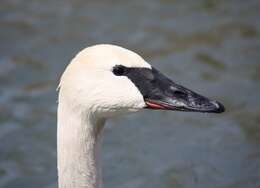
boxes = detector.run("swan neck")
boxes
[57,102,105,188]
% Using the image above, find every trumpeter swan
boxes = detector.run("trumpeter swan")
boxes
[57,44,224,188]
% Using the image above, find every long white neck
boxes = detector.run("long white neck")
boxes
[57,101,105,188]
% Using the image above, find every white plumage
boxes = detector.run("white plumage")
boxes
[58,44,153,188]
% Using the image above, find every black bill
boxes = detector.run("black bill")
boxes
[113,65,225,113]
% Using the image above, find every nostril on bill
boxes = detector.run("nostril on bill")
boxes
[173,90,187,99]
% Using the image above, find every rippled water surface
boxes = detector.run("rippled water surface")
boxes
[1,0,260,188]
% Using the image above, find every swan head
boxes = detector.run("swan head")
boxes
[59,44,224,118]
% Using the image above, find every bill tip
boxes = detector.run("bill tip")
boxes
[211,101,225,113]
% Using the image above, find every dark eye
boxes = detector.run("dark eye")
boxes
[113,65,126,76]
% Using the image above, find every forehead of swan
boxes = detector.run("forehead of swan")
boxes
[71,44,151,69]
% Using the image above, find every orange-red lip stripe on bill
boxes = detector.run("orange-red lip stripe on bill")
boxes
[145,101,167,109]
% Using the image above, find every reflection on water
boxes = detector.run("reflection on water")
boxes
[0,0,260,187]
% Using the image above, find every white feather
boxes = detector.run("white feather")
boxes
[58,44,151,188]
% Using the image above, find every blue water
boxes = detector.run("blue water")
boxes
[0,0,260,187]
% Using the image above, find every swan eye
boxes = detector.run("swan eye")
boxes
[113,65,126,76]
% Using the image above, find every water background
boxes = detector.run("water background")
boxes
[1,0,260,187]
